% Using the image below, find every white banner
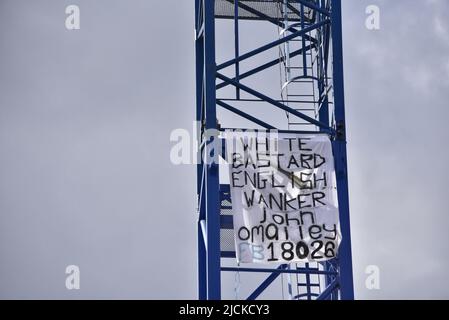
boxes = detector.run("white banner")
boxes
[224,131,341,264]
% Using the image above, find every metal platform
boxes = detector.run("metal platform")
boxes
[215,0,316,22]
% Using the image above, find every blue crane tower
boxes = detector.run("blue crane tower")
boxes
[195,0,354,300]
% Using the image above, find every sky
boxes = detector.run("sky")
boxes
[0,0,448,299]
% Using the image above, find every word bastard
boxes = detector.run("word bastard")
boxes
[226,133,341,264]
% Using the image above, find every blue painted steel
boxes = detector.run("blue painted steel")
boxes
[217,72,334,132]
[195,0,207,301]
[330,0,355,300]
[226,0,319,46]
[300,4,308,77]
[217,19,329,71]
[317,0,330,130]
[316,279,339,300]
[220,128,328,135]
[216,100,275,129]
[221,267,338,276]
[234,0,240,99]
[220,215,233,230]
[195,0,354,301]
[217,45,315,90]
[204,0,221,300]
[221,251,236,258]
[247,265,288,300]
[296,0,330,16]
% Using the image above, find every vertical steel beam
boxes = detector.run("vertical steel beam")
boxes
[234,0,240,99]
[195,0,207,300]
[320,1,333,298]
[330,0,354,300]
[318,0,330,129]
[204,0,221,300]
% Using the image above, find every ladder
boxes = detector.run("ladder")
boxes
[278,0,334,132]
[277,0,335,300]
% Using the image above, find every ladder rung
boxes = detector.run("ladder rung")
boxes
[284,101,318,104]
[291,80,314,83]
[286,67,313,70]
[299,267,320,271]
[297,283,321,287]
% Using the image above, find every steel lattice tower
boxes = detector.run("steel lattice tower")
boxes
[195,0,354,300]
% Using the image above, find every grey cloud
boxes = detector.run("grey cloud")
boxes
[0,0,448,299]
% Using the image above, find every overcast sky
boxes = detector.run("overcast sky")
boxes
[0,0,448,299]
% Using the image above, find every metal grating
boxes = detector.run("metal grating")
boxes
[219,186,235,253]
[220,228,236,252]
[215,0,316,22]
